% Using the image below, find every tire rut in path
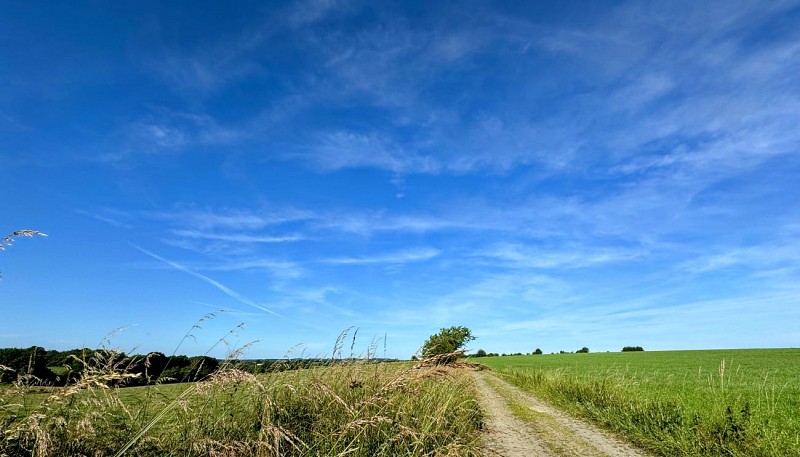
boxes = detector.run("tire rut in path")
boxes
[474,370,647,457]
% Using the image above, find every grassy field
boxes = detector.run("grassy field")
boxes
[1,361,483,456]
[479,348,800,456]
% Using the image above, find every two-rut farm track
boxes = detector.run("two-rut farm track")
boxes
[474,370,648,457]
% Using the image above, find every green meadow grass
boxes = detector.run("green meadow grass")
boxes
[1,362,483,456]
[479,348,800,456]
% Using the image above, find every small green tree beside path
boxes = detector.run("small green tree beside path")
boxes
[421,326,475,364]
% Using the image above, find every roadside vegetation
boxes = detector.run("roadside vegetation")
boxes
[0,327,484,456]
[481,348,800,456]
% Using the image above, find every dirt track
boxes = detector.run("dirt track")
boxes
[474,371,647,457]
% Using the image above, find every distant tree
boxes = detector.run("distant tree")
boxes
[533,348,543,355]
[0,346,56,384]
[45,347,90,368]
[622,346,644,352]
[135,352,168,381]
[474,349,487,358]
[188,356,218,380]
[421,326,475,364]
[577,347,590,353]
[160,355,190,381]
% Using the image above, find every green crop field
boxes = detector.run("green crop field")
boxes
[479,348,800,456]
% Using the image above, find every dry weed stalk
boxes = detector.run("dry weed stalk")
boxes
[0,230,47,280]
[314,381,355,416]
[413,350,473,368]
[341,415,394,431]
[2,326,484,456]
[0,230,47,250]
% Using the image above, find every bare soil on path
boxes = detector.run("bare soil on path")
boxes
[474,370,648,457]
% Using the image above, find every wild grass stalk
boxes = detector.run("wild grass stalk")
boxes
[0,334,483,456]
[0,230,47,280]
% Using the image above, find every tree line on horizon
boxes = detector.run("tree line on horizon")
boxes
[0,345,401,386]
[470,346,645,357]
[417,326,645,361]
[0,346,219,386]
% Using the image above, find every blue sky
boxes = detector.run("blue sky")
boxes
[2,1,799,359]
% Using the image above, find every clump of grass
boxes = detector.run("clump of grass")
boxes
[1,340,483,456]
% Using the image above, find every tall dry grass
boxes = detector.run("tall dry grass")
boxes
[1,340,483,456]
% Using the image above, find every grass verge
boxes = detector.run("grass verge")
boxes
[1,361,483,456]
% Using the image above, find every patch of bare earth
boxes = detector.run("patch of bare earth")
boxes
[474,371,648,457]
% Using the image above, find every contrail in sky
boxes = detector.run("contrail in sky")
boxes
[132,245,281,317]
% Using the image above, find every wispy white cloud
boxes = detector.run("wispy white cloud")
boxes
[172,229,303,243]
[266,284,362,320]
[145,52,260,95]
[75,209,133,229]
[299,131,440,174]
[158,237,257,257]
[133,15,277,96]
[363,270,574,330]
[321,247,440,265]
[312,211,496,235]
[124,112,249,155]
[149,207,315,230]
[474,243,644,269]
[199,259,304,280]
[0,111,29,131]
[487,288,800,350]
[287,0,352,27]
[133,245,281,316]
[287,0,800,186]
[312,25,444,108]
[681,242,800,274]
[105,0,800,184]
[609,73,676,114]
